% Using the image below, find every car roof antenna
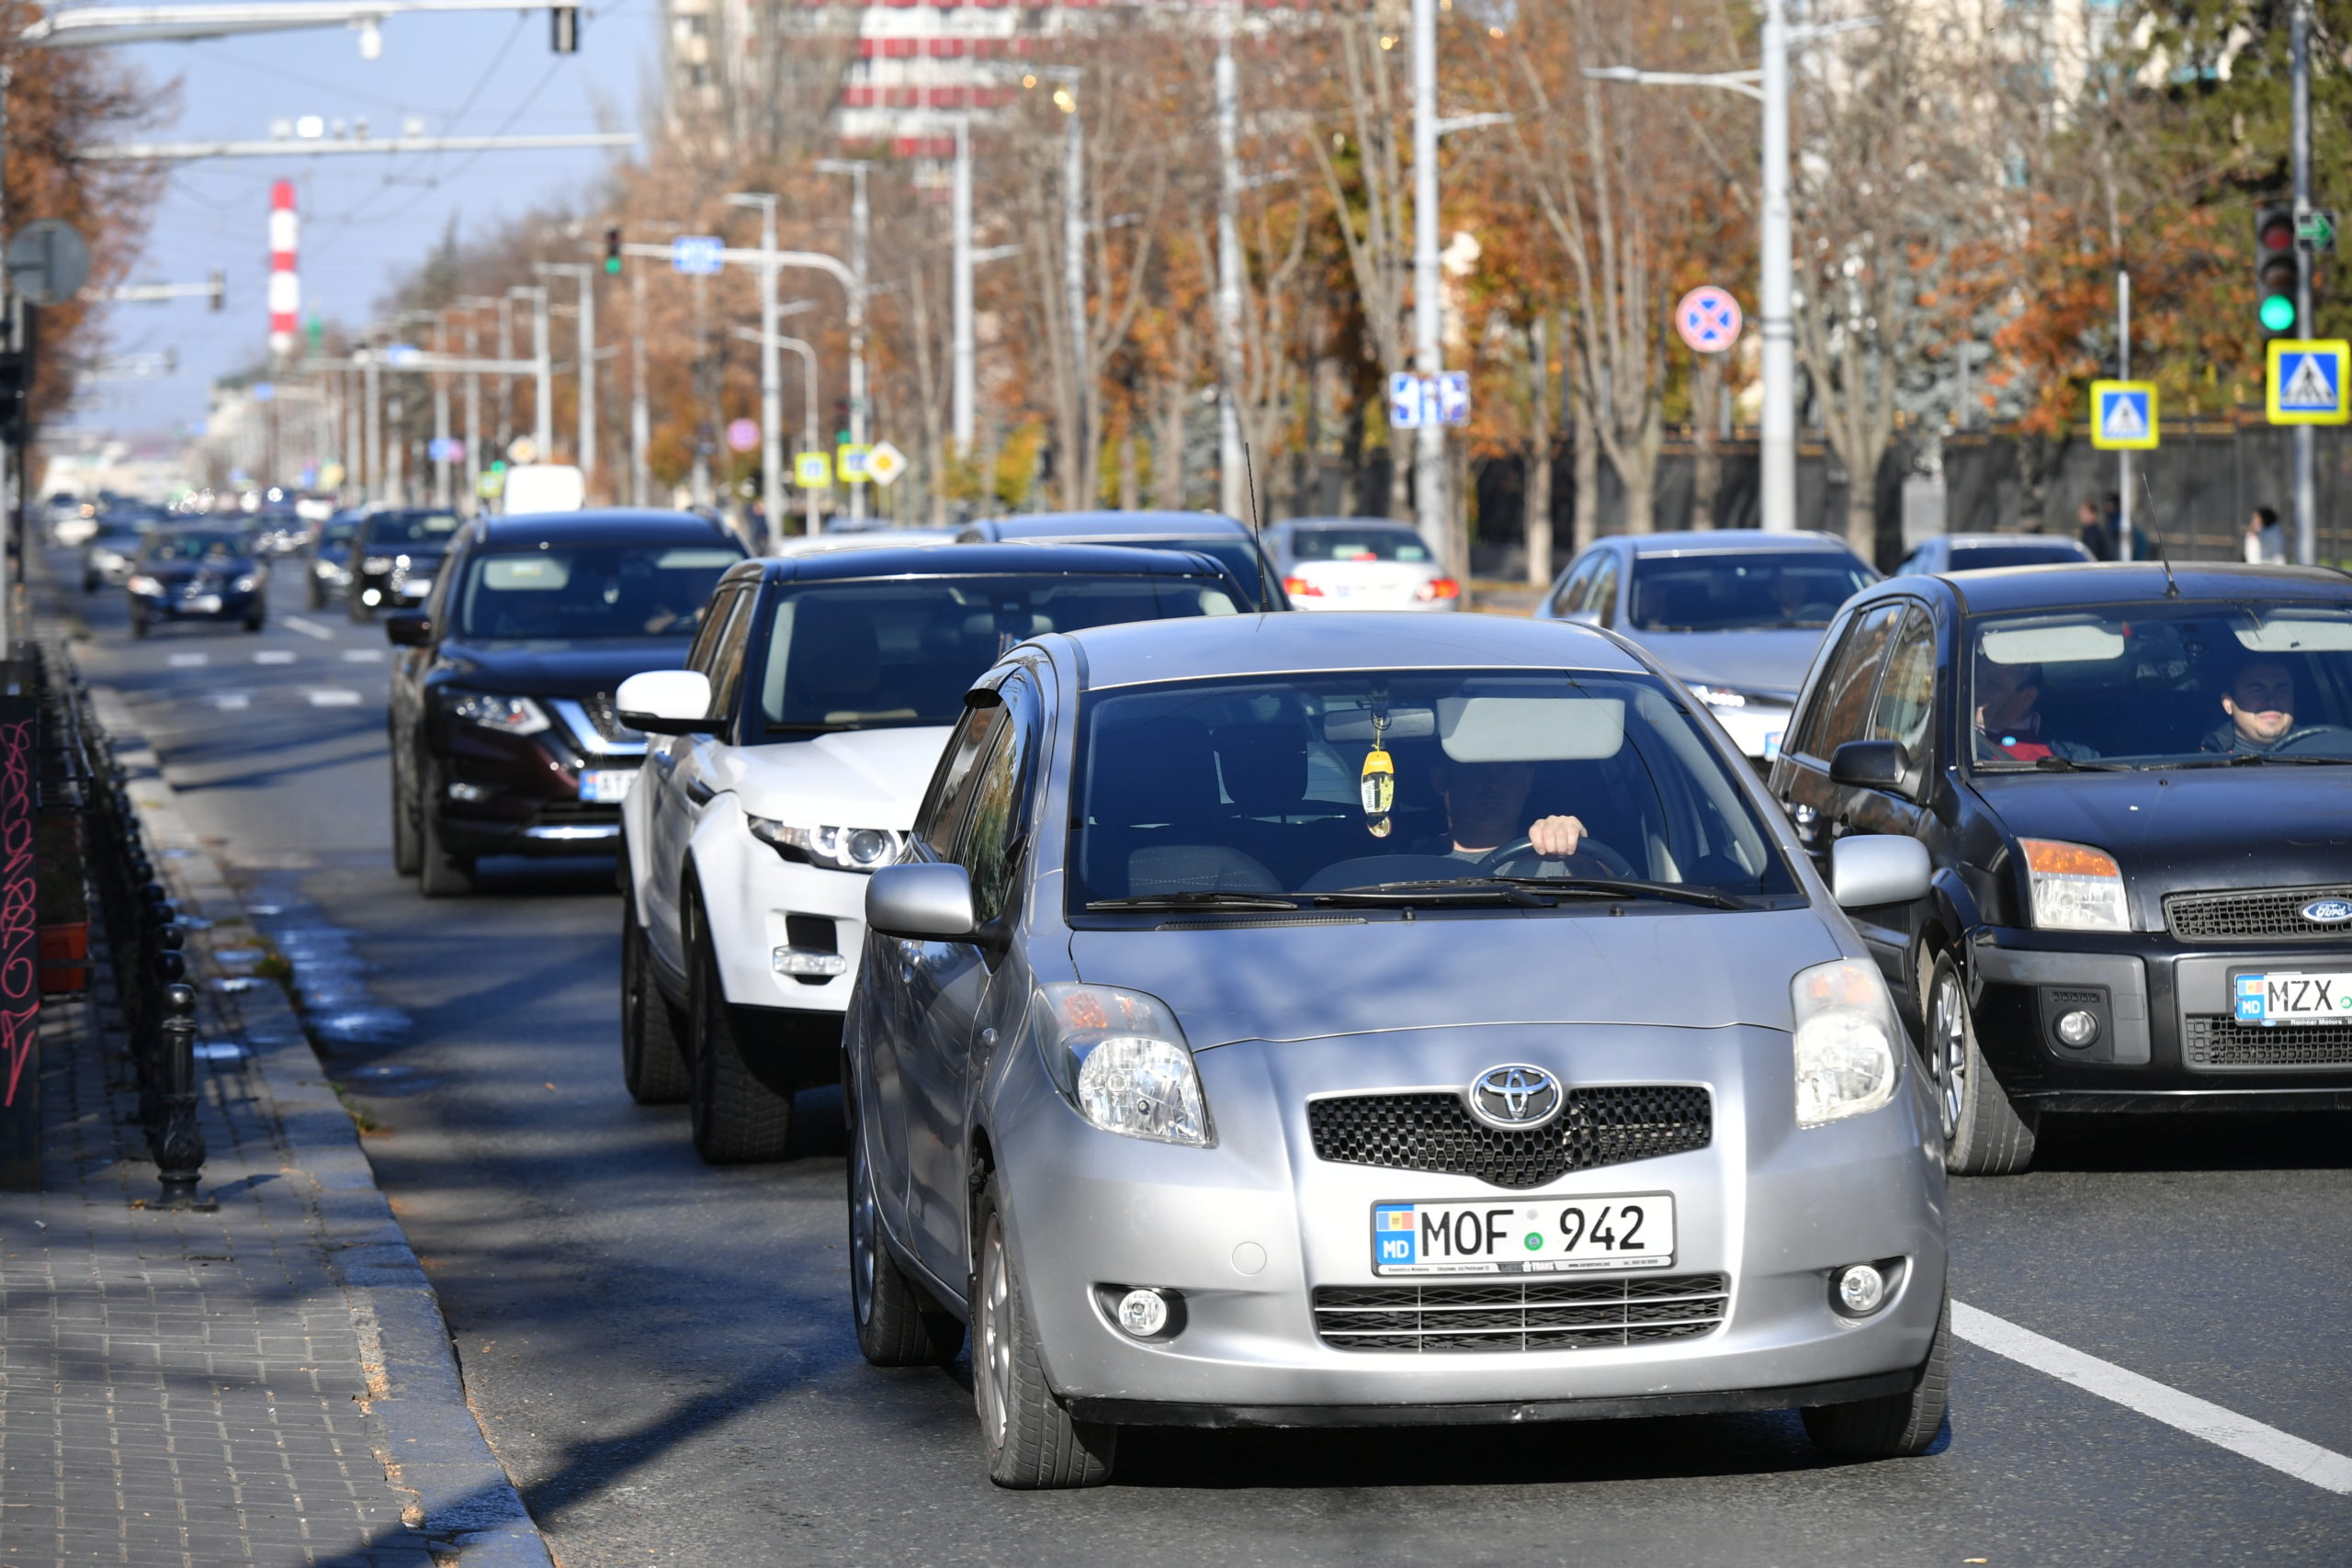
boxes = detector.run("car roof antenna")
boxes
[1243,440,1273,612]
[2136,471,2180,598]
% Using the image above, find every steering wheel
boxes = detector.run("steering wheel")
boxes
[2273,725,2352,759]
[1476,835,1637,880]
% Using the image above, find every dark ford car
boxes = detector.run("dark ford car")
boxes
[127,527,267,637]
[385,510,745,896]
[1769,562,2352,1174]
[350,507,463,619]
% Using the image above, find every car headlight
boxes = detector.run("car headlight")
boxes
[362,555,395,572]
[440,690,550,736]
[744,816,903,873]
[1035,982,1211,1145]
[232,570,264,592]
[1790,958,1899,1129]
[127,574,164,595]
[2021,838,2129,931]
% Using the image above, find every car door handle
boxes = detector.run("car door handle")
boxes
[685,777,714,807]
[978,1028,998,1049]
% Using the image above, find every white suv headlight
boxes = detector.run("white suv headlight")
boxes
[2021,838,2129,931]
[1791,958,1899,1129]
[1035,982,1211,1145]
[745,816,903,873]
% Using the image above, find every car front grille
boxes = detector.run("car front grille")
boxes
[1312,1273,1729,1353]
[2165,886,2352,942]
[1307,1086,1711,1190]
[2182,1015,2352,1068]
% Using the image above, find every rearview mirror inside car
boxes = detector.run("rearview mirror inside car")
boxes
[1829,739,1911,792]
[615,669,714,735]
[384,612,431,648]
[866,863,978,942]
[1830,834,1931,909]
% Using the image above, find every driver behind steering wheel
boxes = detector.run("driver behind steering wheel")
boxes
[2200,659,2348,756]
[1421,760,1589,865]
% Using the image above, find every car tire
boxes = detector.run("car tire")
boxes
[620,894,691,1105]
[82,573,96,594]
[849,1100,963,1367]
[348,591,371,623]
[243,602,265,633]
[130,611,149,640]
[306,574,324,611]
[1925,953,2038,1176]
[390,753,423,877]
[685,896,793,1163]
[416,772,476,897]
[973,1178,1116,1489]
[1802,1287,1951,1461]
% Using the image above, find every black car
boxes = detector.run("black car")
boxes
[350,506,463,619]
[955,511,1290,609]
[126,526,267,637]
[307,508,367,609]
[1768,561,2352,1174]
[384,509,747,896]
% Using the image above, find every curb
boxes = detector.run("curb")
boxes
[91,684,555,1568]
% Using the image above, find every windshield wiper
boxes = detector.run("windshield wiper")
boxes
[2031,755,2140,773]
[1085,891,1302,912]
[2170,750,2352,767]
[1487,874,1750,910]
[1309,879,1558,908]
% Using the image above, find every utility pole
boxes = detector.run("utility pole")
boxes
[1062,80,1088,504]
[953,117,975,457]
[2292,0,2317,565]
[495,295,514,456]
[535,263,596,486]
[432,311,452,509]
[725,193,785,545]
[736,326,823,536]
[630,260,650,507]
[818,161,870,524]
[364,346,382,501]
[1215,10,1248,520]
[510,285,551,456]
[458,296,492,512]
[1758,0,1795,534]
[2117,271,2133,562]
[1410,0,1446,558]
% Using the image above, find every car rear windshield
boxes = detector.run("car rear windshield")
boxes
[1946,544,2086,571]
[368,511,461,545]
[453,544,742,643]
[1069,537,1272,607]
[1288,525,1432,562]
[1627,552,1876,631]
[758,573,1238,732]
[1970,603,2352,766]
[1069,670,1799,907]
[147,532,243,561]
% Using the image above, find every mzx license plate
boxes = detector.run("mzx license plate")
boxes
[1371,1193,1675,1276]
[2233,968,2352,1025]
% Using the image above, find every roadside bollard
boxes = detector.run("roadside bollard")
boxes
[149,979,207,1209]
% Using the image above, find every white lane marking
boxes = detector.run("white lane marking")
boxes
[306,688,364,707]
[166,651,209,668]
[212,693,251,712]
[254,649,296,666]
[340,648,385,663]
[1954,1301,2352,1495]
[280,615,336,641]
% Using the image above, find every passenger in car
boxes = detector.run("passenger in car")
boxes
[1423,760,1589,862]
[1973,657,2098,762]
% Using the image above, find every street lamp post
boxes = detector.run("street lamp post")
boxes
[1215,10,1248,520]
[1410,0,1445,555]
[509,285,552,457]
[535,262,598,487]
[816,161,871,524]
[735,324,822,536]
[953,118,975,457]
[2292,0,2317,565]
[630,261,650,507]
[725,193,785,545]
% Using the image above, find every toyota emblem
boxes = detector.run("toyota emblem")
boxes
[2301,897,2352,925]
[1467,1065,1564,1130]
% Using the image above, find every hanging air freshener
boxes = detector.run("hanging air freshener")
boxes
[1359,710,1395,838]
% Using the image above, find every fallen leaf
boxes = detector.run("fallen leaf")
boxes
[544,1081,557,1090]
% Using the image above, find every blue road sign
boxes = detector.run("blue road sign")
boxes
[2089,380,2156,450]
[1388,372,1426,429]
[672,235,725,276]
[2267,340,2351,424]
[1435,371,1471,426]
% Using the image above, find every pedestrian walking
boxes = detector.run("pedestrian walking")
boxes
[2245,505,2287,563]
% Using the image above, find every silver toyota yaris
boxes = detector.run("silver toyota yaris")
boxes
[847,612,1950,1488]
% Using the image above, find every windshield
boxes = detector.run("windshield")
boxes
[1970,602,2352,766]
[1288,525,1432,563]
[322,520,361,544]
[453,544,741,642]
[1077,537,1272,607]
[146,532,244,561]
[1068,670,1799,908]
[759,573,1238,732]
[1945,543,2086,572]
[367,510,461,546]
[1627,552,1876,632]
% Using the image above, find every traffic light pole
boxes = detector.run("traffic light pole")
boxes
[2117,272,2132,563]
[725,194,785,546]
[2292,0,2317,566]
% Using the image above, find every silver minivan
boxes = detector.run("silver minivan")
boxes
[848,612,1949,1488]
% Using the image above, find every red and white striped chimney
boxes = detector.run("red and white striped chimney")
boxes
[267,179,299,357]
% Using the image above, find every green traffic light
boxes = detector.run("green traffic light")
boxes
[2262,294,2299,333]
[605,257,621,276]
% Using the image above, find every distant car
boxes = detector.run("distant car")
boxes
[83,513,159,592]
[1768,561,2352,1175]
[349,507,463,619]
[251,505,310,558]
[1265,517,1458,611]
[1536,532,1880,762]
[307,509,367,609]
[1895,534,2093,576]
[956,512,1289,610]
[382,509,748,897]
[771,526,961,558]
[126,527,267,637]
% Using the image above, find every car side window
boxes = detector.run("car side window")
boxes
[1551,555,1599,618]
[1586,554,1622,623]
[705,591,759,735]
[1867,606,1936,761]
[685,584,742,676]
[1797,604,1901,761]
[951,679,1037,928]
[913,699,1009,855]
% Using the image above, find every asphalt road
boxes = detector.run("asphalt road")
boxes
[52,547,2352,1567]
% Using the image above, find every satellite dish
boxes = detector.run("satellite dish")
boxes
[6,220,93,308]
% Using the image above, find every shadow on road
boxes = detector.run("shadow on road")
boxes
[2030,1111,2351,1172]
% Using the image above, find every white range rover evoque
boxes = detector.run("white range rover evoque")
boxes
[615,542,1252,1162]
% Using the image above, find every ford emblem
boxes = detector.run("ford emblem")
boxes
[1467,1065,1564,1131]
[2301,897,2352,925]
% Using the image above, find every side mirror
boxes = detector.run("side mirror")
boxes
[616,669,714,735]
[1829,739,1912,792]
[384,611,432,648]
[866,863,978,942]
[1830,834,1931,909]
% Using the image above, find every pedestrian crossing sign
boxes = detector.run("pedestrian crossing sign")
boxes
[2266,339,2351,425]
[2089,380,2158,450]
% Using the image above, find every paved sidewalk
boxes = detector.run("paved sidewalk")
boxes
[0,692,549,1568]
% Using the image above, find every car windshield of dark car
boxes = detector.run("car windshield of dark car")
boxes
[1068,670,1800,908]
[1969,604,2352,767]
[1627,553,1876,631]
[1288,525,1432,562]
[1946,544,2086,572]
[368,510,461,546]
[147,532,243,562]
[1073,538,1269,606]
[760,573,1238,732]
[322,520,360,544]
[453,545,742,643]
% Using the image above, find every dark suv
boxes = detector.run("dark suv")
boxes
[350,507,463,619]
[385,510,746,896]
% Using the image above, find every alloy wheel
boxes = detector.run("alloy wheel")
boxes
[849,1136,878,1328]
[1929,967,1969,1144]
[977,1223,1012,1450]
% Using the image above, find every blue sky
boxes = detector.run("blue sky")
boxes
[62,2,657,439]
